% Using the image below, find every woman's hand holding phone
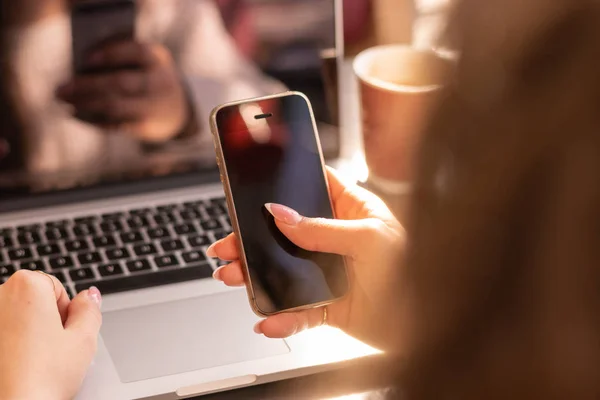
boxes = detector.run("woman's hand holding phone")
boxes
[208,167,406,352]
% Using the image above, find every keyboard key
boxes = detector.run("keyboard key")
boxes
[106,248,130,261]
[49,255,75,269]
[188,235,210,248]
[17,223,41,232]
[100,221,124,233]
[126,216,150,229]
[174,223,197,235]
[93,235,117,248]
[0,236,14,248]
[147,227,170,240]
[74,216,97,224]
[201,219,222,231]
[133,243,158,257]
[161,239,184,252]
[204,205,225,217]
[179,210,200,220]
[183,200,204,208]
[78,252,102,265]
[37,244,61,257]
[120,231,143,244]
[76,264,213,295]
[50,271,66,283]
[73,224,98,237]
[70,268,95,282]
[44,228,69,242]
[211,197,227,206]
[126,259,152,273]
[65,239,89,253]
[98,263,124,277]
[0,227,14,236]
[101,212,124,220]
[154,213,176,225]
[182,251,207,264]
[154,254,179,268]
[130,207,153,216]
[156,204,178,212]
[0,264,15,278]
[45,220,69,228]
[213,231,228,241]
[18,232,41,246]
[66,287,76,299]
[8,248,33,261]
[20,260,45,271]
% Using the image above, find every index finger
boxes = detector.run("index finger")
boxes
[206,233,240,261]
[5,270,70,324]
[39,271,71,325]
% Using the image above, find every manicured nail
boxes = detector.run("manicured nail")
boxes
[212,266,224,281]
[264,203,302,226]
[253,321,264,334]
[206,243,217,258]
[88,286,102,309]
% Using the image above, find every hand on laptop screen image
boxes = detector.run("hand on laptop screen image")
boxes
[0,0,288,195]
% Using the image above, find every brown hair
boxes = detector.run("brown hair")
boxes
[399,0,600,398]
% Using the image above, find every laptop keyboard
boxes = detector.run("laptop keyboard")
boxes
[0,196,233,297]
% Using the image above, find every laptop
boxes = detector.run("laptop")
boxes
[0,0,377,398]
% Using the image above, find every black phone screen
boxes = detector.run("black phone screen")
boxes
[215,94,348,314]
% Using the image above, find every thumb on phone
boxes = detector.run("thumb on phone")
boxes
[264,203,387,258]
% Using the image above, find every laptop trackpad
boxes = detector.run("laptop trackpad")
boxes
[100,290,290,383]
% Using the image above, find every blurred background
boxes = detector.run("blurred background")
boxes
[0,0,452,198]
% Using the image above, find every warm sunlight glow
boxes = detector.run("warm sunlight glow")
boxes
[326,393,374,400]
[289,326,382,366]
[335,150,369,183]
[240,103,272,144]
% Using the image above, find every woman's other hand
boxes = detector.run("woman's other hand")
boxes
[207,167,405,351]
[0,270,102,400]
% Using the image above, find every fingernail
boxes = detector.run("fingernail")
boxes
[88,286,102,309]
[253,321,264,334]
[264,203,302,226]
[206,243,217,258]
[212,266,224,281]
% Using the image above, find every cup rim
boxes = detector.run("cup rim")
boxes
[353,44,452,93]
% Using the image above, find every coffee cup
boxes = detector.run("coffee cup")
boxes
[353,45,453,194]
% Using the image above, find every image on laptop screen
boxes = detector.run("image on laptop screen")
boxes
[0,0,339,202]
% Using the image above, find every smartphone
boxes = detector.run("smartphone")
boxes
[210,92,349,316]
[71,0,136,73]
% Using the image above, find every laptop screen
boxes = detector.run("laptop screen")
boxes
[0,0,339,204]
